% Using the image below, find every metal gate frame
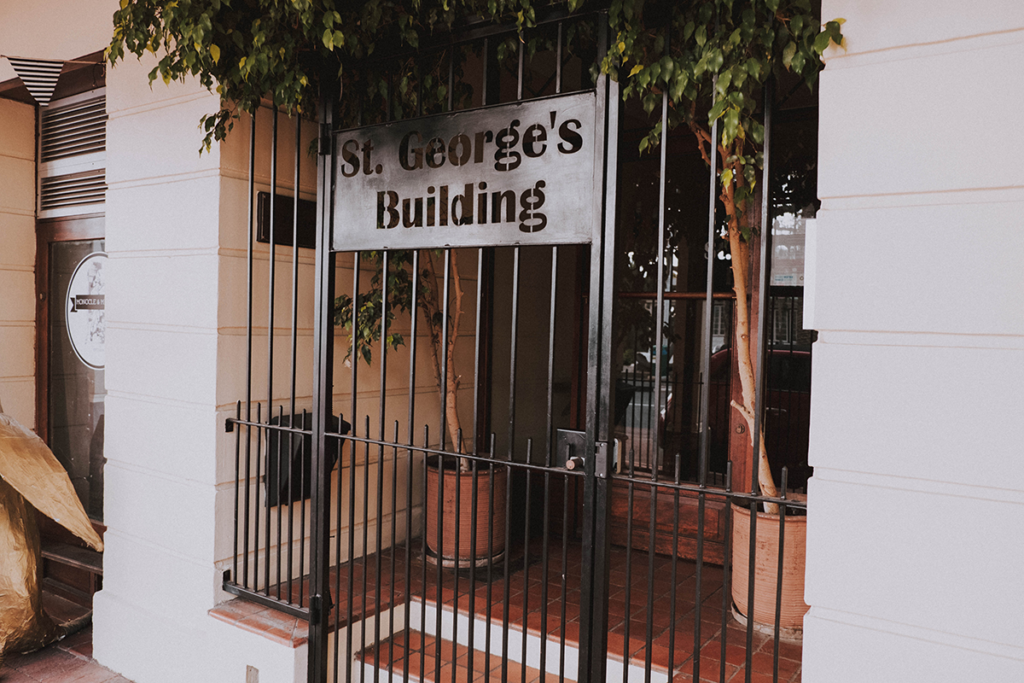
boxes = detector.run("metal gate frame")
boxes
[306,13,621,683]
[201,10,815,683]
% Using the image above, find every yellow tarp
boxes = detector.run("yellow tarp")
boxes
[0,412,102,655]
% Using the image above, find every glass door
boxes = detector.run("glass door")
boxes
[38,218,106,522]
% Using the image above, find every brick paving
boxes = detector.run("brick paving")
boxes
[0,626,131,683]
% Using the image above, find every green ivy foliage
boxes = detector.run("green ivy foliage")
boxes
[604,0,842,236]
[109,1,841,156]
[108,0,546,151]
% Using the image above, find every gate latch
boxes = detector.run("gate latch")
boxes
[555,429,586,471]
[554,430,611,478]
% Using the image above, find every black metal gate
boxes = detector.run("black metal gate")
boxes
[225,10,814,683]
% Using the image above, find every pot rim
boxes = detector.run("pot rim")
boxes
[730,492,808,520]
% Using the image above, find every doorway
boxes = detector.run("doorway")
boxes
[35,215,106,609]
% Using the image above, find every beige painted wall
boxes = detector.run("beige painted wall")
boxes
[0,97,37,427]
[0,0,118,81]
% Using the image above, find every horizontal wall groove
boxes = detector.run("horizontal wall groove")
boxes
[811,468,1024,505]
[816,330,1024,351]
[106,167,221,190]
[107,89,218,120]
[824,25,1024,69]
[807,606,1024,661]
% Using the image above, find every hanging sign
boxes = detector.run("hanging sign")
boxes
[65,251,106,370]
[333,91,599,251]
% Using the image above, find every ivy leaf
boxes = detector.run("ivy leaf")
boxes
[210,44,220,64]
[782,42,797,68]
[629,63,643,77]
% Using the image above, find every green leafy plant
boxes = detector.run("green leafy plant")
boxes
[333,250,469,468]
[109,0,843,500]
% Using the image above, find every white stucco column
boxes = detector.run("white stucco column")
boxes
[804,2,1024,680]
[91,56,305,683]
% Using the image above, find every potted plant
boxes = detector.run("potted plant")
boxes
[334,249,506,569]
[605,1,844,633]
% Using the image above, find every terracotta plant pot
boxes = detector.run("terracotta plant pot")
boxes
[425,460,507,569]
[730,500,809,632]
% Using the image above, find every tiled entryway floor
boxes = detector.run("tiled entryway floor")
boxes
[245,537,802,683]
[0,593,132,683]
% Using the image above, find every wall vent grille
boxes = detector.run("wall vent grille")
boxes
[40,169,107,211]
[41,96,106,162]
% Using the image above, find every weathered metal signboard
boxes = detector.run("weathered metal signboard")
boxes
[332,91,598,251]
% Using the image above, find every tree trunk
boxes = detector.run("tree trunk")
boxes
[722,185,779,514]
[422,250,466,469]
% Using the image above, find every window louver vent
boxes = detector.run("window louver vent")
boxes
[40,169,106,211]
[40,96,106,162]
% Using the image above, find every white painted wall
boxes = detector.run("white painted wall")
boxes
[90,53,309,683]
[0,97,36,426]
[805,2,1024,680]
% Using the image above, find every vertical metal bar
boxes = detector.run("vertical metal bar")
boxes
[447,45,455,112]
[268,108,280,598]
[745,497,757,683]
[558,466,569,683]
[333,415,344,683]
[645,84,670,683]
[402,250,419,683]
[501,432,513,683]
[466,453,478,681]
[621,454,635,683]
[389,420,399,679]
[420,426,430,682]
[373,252,390,683]
[361,415,371,683]
[232,400,241,584]
[481,38,490,107]
[644,483,656,683]
[451,429,462,683]
[242,109,256,590]
[508,246,520,460]
[433,248,452,683]
[579,15,618,682]
[520,439,532,683]
[721,461,733,683]
[433,429,443,683]
[773,468,789,683]
[540,245,558,679]
[287,110,302,605]
[308,67,337,683]
[484,432,496,679]
[275,405,284,598]
[467,247,483,680]
[667,447,681,678]
[255,402,264,593]
[300,408,307,606]
[517,38,525,101]
[345,255,361,683]
[439,250,451,449]
[555,22,563,95]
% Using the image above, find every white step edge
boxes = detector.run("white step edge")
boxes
[350,599,668,683]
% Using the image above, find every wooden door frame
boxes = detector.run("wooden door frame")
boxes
[34,213,105,444]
